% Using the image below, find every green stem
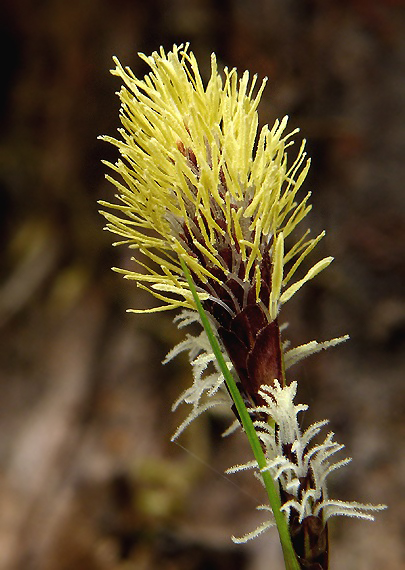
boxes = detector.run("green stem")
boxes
[180,258,300,570]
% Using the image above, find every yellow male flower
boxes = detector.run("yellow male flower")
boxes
[100,44,333,410]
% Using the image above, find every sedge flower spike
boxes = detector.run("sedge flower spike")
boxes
[100,44,386,570]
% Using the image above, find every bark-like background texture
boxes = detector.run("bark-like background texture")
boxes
[1,1,404,569]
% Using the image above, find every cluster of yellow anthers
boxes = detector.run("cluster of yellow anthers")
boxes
[100,43,331,320]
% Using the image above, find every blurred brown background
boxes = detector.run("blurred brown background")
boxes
[1,1,404,569]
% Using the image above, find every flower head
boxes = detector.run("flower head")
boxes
[101,44,333,407]
[100,44,331,313]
